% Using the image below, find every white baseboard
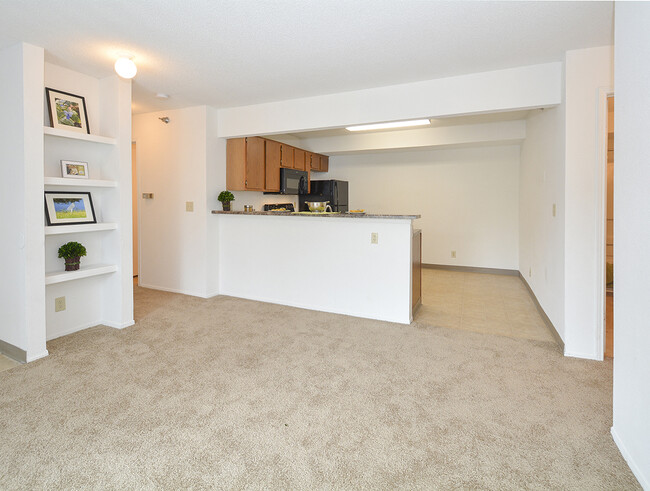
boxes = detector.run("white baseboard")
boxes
[47,319,103,341]
[564,350,600,361]
[102,319,135,329]
[611,426,649,490]
[25,350,49,362]
[137,283,209,298]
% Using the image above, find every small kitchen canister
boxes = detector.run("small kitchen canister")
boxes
[243,205,254,212]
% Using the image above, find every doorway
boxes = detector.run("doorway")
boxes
[132,141,139,286]
[604,96,614,358]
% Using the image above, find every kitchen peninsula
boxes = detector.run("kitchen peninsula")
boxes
[212,211,421,324]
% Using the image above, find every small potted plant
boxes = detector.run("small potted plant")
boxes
[58,241,87,271]
[218,191,235,211]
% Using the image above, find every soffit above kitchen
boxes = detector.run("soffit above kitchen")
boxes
[0,1,613,114]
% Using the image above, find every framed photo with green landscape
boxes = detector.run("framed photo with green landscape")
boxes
[44,191,96,226]
[45,88,90,134]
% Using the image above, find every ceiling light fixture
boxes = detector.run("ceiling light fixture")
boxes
[114,56,137,79]
[346,119,431,132]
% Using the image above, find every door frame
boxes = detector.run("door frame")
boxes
[595,87,614,360]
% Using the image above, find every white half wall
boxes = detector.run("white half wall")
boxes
[519,105,566,341]
[218,62,562,137]
[319,145,520,270]
[218,214,413,324]
[133,107,211,298]
[563,45,614,359]
[612,3,650,488]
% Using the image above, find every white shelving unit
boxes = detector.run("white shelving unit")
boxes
[41,60,133,341]
[45,223,118,235]
[44,176,117,188]
[43,126,116,145]
[45,264,119,285]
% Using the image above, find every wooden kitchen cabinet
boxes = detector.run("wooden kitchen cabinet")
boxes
[265,139,281,192]
[294,148,306,171]
[226,137,265,191]
[308,152,318,171]
[319,155,329,172]
[280,143,294,168]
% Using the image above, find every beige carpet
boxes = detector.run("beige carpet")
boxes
[0,286,639,489]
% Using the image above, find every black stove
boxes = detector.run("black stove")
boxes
[263,203,295,212]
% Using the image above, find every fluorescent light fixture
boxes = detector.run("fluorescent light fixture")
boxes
[346,119,431,132]
[114,57,137,79]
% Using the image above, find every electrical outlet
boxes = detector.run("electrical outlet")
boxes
[55,296,66,312]
[186,201,194,212]
[371,232,378,244]
[552,203,556,217]
[451,250,456,258]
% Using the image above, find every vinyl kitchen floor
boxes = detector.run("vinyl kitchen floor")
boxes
[415,268,557,344]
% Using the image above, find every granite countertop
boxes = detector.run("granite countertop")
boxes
[211,210,420,219]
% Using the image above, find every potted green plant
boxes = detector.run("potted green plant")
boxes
[218,191,235,211]
[58,241,87,271]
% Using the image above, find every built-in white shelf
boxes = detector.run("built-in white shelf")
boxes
[45,222,118,236]
[44,177,118,188]
[45,263,118,285]
[43,126,117,145]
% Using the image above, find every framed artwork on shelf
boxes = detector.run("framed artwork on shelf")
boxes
[61,160,89,179]
[44,191,97,226]
[45,87,90,134]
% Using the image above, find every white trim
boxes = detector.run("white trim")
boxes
[596,87,614,361]
[46,320,102,341]
[564,350,601,361]
[102,319,135,329]
[25,350,49,362]
[611,426,649,490]
[137,283,211,299]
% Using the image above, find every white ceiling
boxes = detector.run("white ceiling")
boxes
[0,1,613,114]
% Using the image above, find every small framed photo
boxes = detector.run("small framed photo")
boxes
[61,160,89,179]
[44,191,97,226]
[45,88,90,134]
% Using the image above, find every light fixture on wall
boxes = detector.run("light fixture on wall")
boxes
[159,117,170,124]
[114,56,137,79]
[346,119,431,132]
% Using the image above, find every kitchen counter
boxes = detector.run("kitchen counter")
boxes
[212,210,420,219]
[213,211,419,324]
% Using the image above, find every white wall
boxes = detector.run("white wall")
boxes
[563,45,614,359]
[133,106,213,298]
[0,43,47,361]
[319,146,520,270]
[611,3,650,488]
[218,214,413,324]
[218,62,562,137]
[519,105,566,340]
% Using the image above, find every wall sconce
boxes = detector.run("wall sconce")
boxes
[159,117,170,124]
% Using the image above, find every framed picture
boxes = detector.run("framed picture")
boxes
[44,191,97,226]
[45,88,90,134]
[61,160,89,179]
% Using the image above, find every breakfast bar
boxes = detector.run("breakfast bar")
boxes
[212,211,421,324]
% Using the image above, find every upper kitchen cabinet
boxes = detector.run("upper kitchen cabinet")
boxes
[308,152,329,172]
[226,137,266,191]
[294,148,306,171]
[280,143,294,169]
[265,139,281,192]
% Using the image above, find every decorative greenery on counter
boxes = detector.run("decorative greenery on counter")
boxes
[218,190,235,211]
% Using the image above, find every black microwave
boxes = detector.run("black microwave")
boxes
[279,168,308,195]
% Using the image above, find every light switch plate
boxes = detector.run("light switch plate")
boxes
[186,201,194,212]
[371,232,378,244]
[55,296,66,312]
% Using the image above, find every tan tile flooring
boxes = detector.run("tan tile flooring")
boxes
[415,268,557,343]
[0,354,21,373]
